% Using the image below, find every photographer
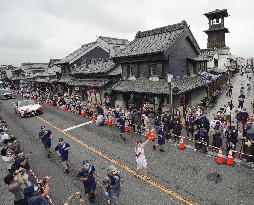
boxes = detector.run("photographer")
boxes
[10,152,32,174]
[102,165,124,205]
[4,168,30,205]
[24,176,50,205]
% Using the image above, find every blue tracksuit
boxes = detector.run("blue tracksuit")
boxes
[77,165,96,194]
[118,117,125,134]
[157,127,165,145]
[39,130,52,149]
[55,142,70,161]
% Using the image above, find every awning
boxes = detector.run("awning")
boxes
[66,78,110,88]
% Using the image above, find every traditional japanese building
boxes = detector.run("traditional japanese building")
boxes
[112,21,207,112]
[56,36,129,103]
[200,9,240,73]
[200,9,240,98]
[33,59,61,92]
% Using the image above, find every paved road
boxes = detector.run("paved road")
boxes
[1,73,254,205]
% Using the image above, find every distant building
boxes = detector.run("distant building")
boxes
[20,62,48,77]
[56,36,129,103]
[200,9,243,74]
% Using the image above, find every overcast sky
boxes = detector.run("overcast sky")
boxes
[0,0,253,66]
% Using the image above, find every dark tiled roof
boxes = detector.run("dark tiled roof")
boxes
[49,78,58,83]
[58,77,73,83]
[112,75,205,95]
[209,67,227,74]
[49,59,61,67]
[172,75,205,94]
[67,78,110,87]
[204,9,228,18]
[112,78,169,94]
[21,63,48,70]
[72,59,115,75]
[107,65,122,76]
[35,78,49,83]
[187,56,208,62]
[98,36,129,45]
[115,21,188,58]
[12,76,26,81]
[58,42,97,64]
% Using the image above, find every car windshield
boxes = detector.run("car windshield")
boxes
[19,100,36,107]
[0,88,12,94]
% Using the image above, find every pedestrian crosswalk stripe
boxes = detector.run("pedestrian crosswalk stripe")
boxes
[63,121,93,132]
[37,116,197,205]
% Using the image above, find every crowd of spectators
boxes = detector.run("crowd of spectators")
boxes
[13,83,254,162]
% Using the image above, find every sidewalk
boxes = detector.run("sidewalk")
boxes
[206,73,253,120]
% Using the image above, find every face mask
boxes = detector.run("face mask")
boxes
[83,164,89,169]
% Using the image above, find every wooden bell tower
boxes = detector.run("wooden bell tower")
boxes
[204,9,229,49]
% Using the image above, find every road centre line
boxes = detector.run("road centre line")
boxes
[63,121,93,132]
[37,116,197,205]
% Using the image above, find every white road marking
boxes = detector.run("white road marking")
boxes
[63,121,93,132]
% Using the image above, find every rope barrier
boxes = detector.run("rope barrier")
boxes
[29,169,55,205]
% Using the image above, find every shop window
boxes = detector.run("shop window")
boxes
[214,59,218,68]
[140,64,149,77]
[129,65,135,77]
[150,64,158,76]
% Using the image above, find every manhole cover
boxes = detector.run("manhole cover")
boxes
[207,172,222,183]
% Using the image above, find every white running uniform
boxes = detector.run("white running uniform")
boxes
[135,145,147,170]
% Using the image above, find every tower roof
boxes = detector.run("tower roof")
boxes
[204,9,228,19]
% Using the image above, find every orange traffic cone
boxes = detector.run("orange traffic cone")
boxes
[226,149,234,166]
[108,119,112,126]
[150,129,156,140]
[178,136,185,150]
[145,129,151,139]
[125,122,129,132]
[216,148,224,165]
[91,115,97,121]
[80,110,86,117]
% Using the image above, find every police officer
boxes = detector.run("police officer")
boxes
[102,165,124,205]
[186,113,195,138]
[55,138,70,174]
[225,124,238,155]
[172,118,182,142]
[117,114,126,141]
[77,160,97,203]
[39,126,52,158]
[153,123,165,152]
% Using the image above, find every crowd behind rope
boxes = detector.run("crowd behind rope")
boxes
[0,115,52,205]
[15,80,254,161]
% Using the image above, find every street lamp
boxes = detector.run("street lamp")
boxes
[167,74,173,112]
